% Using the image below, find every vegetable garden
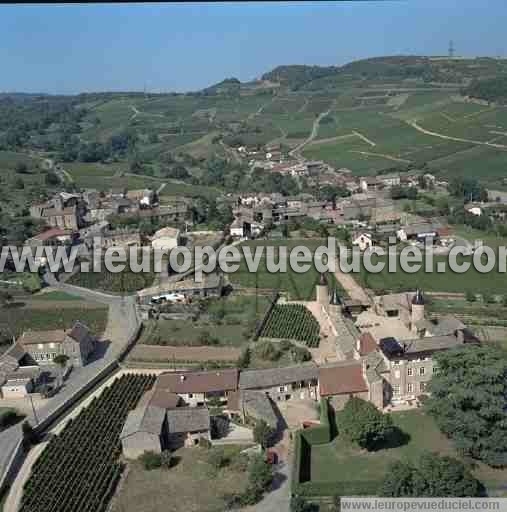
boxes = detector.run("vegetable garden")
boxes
[260,304,320,347]
[20,373,156,512]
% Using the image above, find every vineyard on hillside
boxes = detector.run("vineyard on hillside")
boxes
[20,374,156,512]
[260,304,320,347]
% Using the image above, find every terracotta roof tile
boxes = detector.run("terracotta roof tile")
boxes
[319,363,368,397]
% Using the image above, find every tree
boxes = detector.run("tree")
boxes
[253,419,275,449]
[237,347,251,369]
[381,453,481,497]
[210,415,230,439]
[290,495,309,512]
[426,345,507,466]
[22,421,38,448]
[339,397,393,450]
[139,451,163,470]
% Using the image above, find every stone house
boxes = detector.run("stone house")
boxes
[19,322,96,368]
[155,369,239,409]
[120,383,212,459]
[239,364,319,403]
[318,361,369,410]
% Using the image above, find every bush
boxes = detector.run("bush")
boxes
[139,451,163,471]
[248,454,273,492]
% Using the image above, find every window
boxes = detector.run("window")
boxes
[419,367,426,376]
[407,368,413,377]
[392,385,401,396]
[407,383,414,393]
[432,365,438,374]
[420,382,427,392]
[188,393,193,399]
[279,386,285,393]
[393,360,401,366]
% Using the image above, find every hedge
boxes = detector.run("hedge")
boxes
[291,398,381,498]
[297,480,381,497]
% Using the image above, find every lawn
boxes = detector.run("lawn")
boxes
[0,305,108,337]
[228,239,342,300]
[309,410,507,495]
[68,259,156,293]
[114,445,249,512]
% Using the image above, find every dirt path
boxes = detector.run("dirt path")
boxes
[308,133,356,145]
[289,104,335,159]
[349,150,411,163]
[352,130,376,147]
[408,119,507,150]
[440,112,456,123]
[334,246,371,305]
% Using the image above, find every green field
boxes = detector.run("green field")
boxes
[229,239,342,300]
[356,254,507,295]
[140,294,270,347]
[0,305,108,337]
[309,410,507,495]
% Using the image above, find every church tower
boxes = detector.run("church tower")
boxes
[316,273,329,310]
[411,289,425,332]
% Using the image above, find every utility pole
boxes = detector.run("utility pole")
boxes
[28,394,39,426]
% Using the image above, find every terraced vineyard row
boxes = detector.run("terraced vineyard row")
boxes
[20,374,156,512]
[261,304,320,347]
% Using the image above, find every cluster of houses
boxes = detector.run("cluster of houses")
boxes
[0,322,96,399]
[26,188,188,255]
[121,276,477,460]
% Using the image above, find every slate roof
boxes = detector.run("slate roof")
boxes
[120,405,166,439]
[157,368,239,394]
[318,363,368,397]
[402,334,463,355]
[428,316,466,336]
[241,391,278,428]
[166,407,210,434]
[239,363,318,390]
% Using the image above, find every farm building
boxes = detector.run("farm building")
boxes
[239,364,319,403]
[318,361,369,410]
[155,368,239,409]
[18,321,96,368]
